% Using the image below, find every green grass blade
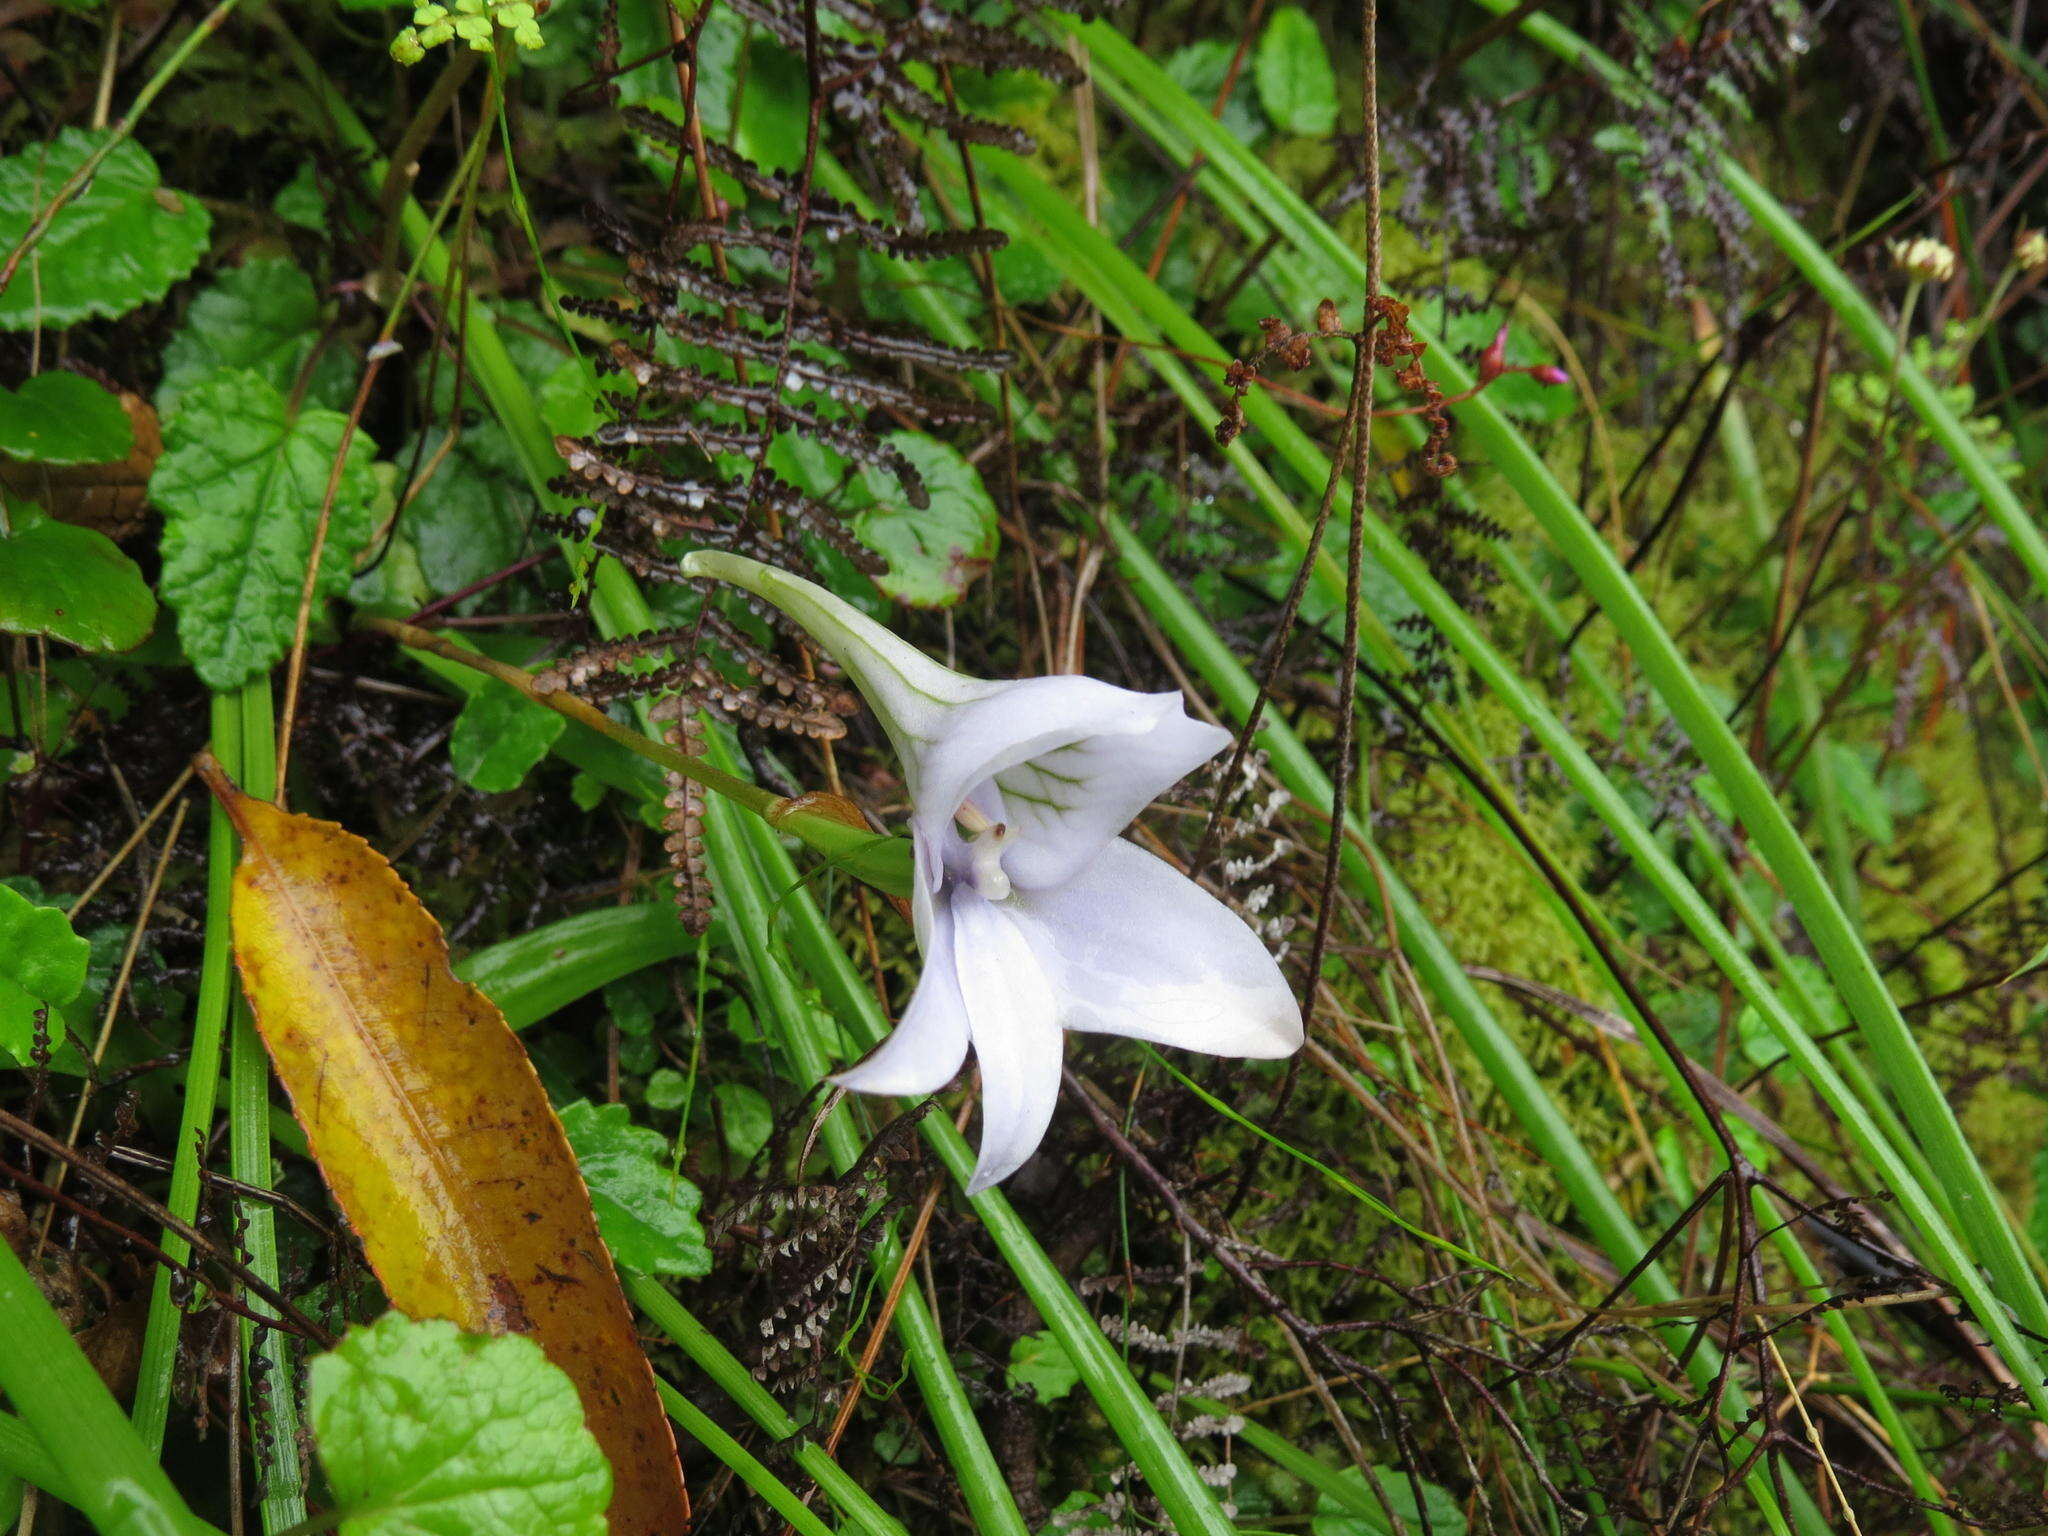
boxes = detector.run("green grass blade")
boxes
[1470,0,2048,608]
[653,1382,842,1536]
[1003,32,2048,1400]
[455,906,696,1029]
[1185,1394,1396,1533]
[133,688,251,1450]
[0,1236,217,1536]
[1114,531,1821,1533]
[707,760,1243,1536]
[223,682,307,1532]
[824,148,1797,1526]
[696,783,1036,1536]
[628,1279,910,1536]
[0,1414,71,1510]
[1141,1048,1503,1274]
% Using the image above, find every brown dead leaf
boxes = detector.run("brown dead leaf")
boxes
[196,755,688,1536]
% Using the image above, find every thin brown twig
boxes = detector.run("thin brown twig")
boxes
[1301,0,1381,1026]
[824,1174,944,1458]
[273,347,390,805]
[0,1108,332,1344]
[66,763,195,921]
[37,797,190,1250]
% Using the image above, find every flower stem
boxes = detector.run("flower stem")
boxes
[355,615,914,897]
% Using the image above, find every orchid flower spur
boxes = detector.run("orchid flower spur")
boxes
[681,550,1303,1194]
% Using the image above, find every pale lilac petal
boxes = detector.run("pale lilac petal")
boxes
[989,704,1226,891]
[914,678,1229,892]
[834,890,969,1096]
[949,890,1063,1195]
[1011,838,1301,1058]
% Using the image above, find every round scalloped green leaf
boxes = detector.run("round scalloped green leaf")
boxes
[0,504,156,652]
[0,128,210,330]
[1312,1465,1466,1536]
[0,373,133,464]
[1005,1330,1080,1403]
[308,1312,611,1536]
[0,883,90,1062]
[151,369,379,689]
[559,1099,712,1278]
[853,430,998,608]
[156,257,354,419]
[449,675,565,794]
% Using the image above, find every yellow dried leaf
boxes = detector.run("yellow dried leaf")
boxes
[198,755,688,1536]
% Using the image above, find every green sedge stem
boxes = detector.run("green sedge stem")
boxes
[627,1280,909,1536]
[696,783,1036,1536]
[133,688,250,1449]
[226,683,308,1531]
[0,1237,215,1536]
[1039,19,2048,1417]
[652,1384,839,1536]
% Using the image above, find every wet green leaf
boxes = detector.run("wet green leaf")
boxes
[1825,741,1895,846]
[400,425,531,596]
[157,257,353,419]
[1255,8,1337,137]
[0,884,89,1061]
[540,357,605,440]
[559,1100,712,1278]
[449,676,565,793]
[348,521,434,619]
[0,504,156,652]
[0,658,130,761]
[0,128,209,328]
[1735,956,1841,1073]
[854,431,997,608]
[604,971,666,1040]
[273,161,327,231]
[1006,1330,1079,1403]
[706,1082,770,1162]
[644,1069,688,1113]
[871,1422,920,1466]
[152,369,380,688]
[308,1312,612,1536]
[0,373,132,464]
[1311,1465,1466,1536]
[1165,39,1267,146]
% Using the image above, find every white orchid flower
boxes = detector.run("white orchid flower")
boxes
[680,550,1303,1194]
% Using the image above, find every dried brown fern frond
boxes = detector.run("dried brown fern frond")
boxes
[650,697,712,933]
[547,0,1071,938]
[709,1102,932,1391]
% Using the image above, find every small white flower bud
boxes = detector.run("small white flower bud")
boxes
[1888,236,1957,283]
[2018,230,2048,272]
